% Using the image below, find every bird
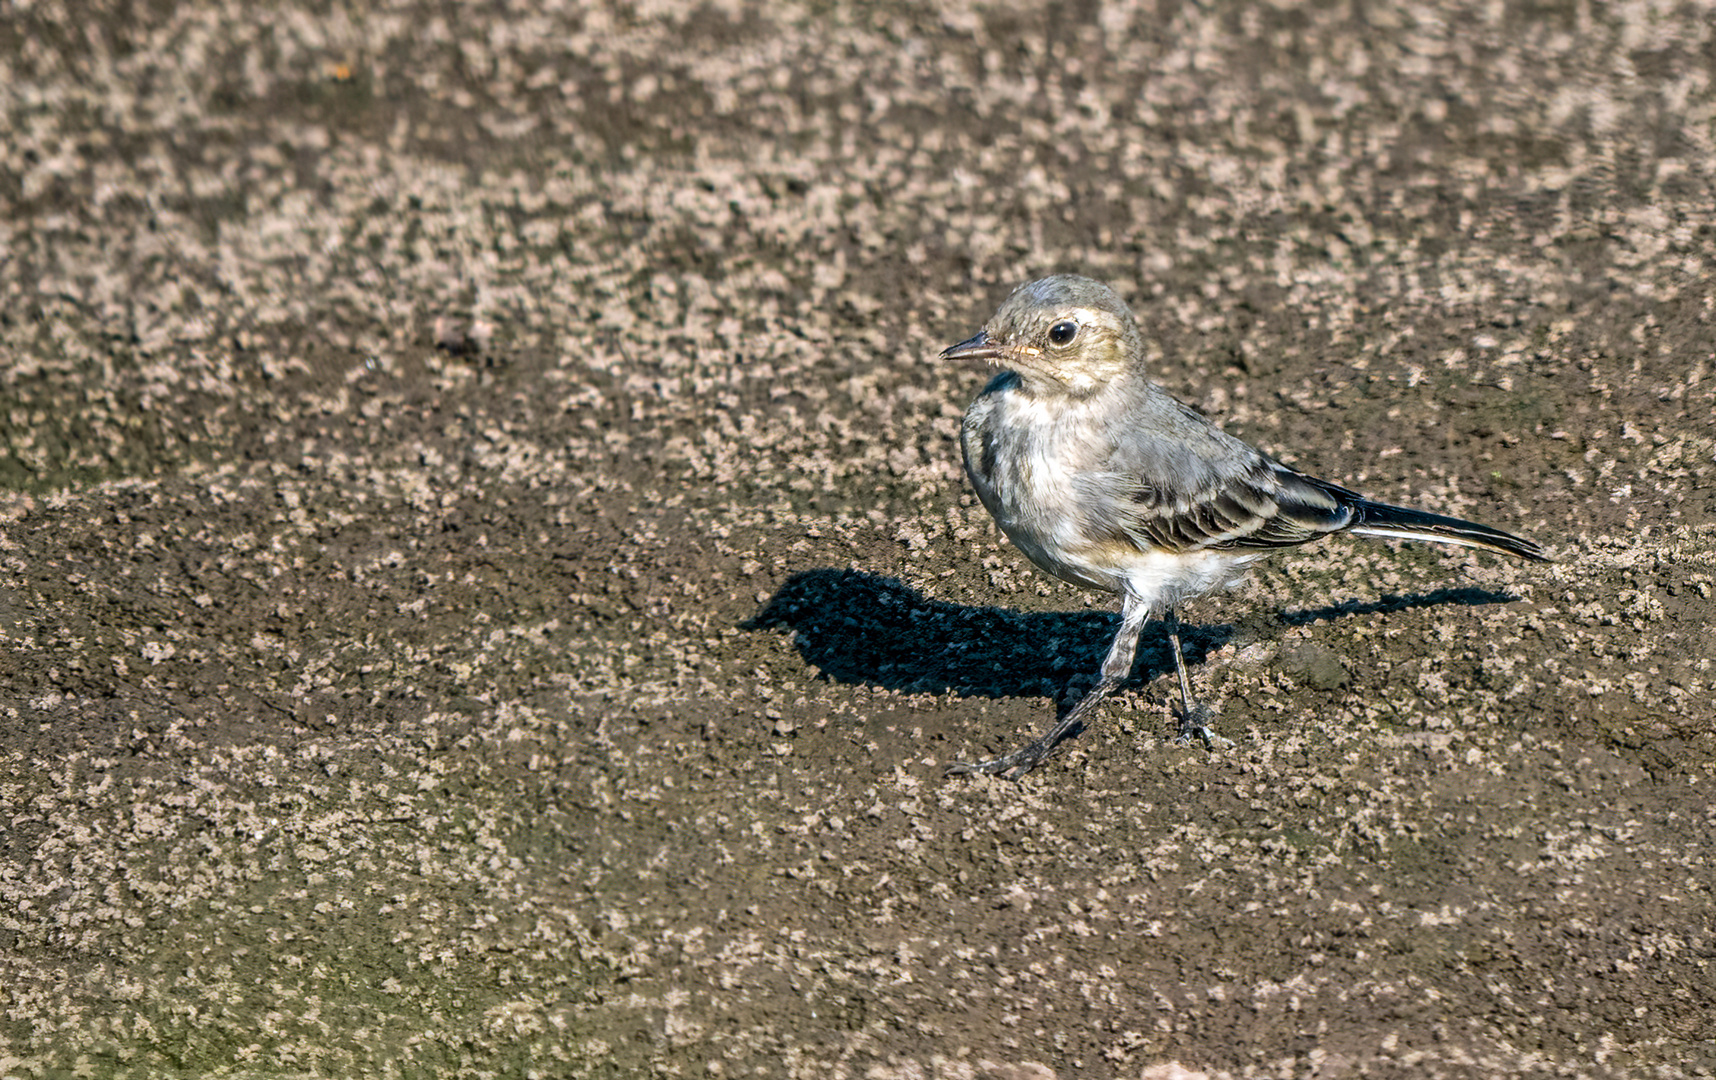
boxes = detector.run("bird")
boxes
[939,274,1548,778]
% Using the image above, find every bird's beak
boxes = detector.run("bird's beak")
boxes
[941,330,1003,362]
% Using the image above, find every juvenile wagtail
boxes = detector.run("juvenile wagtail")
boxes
[941,274,1548,778]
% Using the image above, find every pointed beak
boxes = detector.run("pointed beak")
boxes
[940,329,1003,362]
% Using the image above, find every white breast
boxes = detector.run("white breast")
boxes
[965,383,1264,610]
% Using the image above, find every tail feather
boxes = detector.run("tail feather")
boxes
[1346,499,1548,562]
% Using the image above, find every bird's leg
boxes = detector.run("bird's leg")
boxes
[1164,607,1232,750]
[947,592,1154,779]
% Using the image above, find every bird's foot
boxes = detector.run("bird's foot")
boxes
[947,709,1090,780]
[1174,703,1232,750]
[944,739,1054,780]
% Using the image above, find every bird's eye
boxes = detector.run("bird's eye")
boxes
[1048,320,1078,346]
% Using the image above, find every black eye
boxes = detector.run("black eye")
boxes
[1048,320,1078,346]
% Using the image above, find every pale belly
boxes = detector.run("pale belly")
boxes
[963,387,1264,609]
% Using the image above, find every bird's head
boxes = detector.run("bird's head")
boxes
[941,275,1146,396]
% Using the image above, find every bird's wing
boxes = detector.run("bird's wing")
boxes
[1072,392,1545,562]
[1106,459,1357,553]
[1077,394,1358,555]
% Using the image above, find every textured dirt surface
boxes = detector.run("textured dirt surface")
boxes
[3,1,1714,1077]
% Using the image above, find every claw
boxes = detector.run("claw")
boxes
[944,743,1051,779]
[1174,703,1232,750]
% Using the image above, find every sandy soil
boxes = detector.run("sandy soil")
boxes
[2,1,1713,1077]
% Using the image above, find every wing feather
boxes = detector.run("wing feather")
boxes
[1088,391,1360,555]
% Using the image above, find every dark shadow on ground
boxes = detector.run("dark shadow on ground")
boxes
[1282,586,1523,626]
[748,571,1528,701]
[744,568,1232,700]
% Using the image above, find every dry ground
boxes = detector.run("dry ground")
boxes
[2,1,1714,1077]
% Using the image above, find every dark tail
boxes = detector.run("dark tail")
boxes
[1346,498,1549,562]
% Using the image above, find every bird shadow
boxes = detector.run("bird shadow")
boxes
[744,569,1527,702]
[742,568,1230,702]
[1281,586,1523,626]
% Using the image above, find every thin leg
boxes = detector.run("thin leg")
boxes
[947,592,1155,779]
[1165,608,1232,750]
